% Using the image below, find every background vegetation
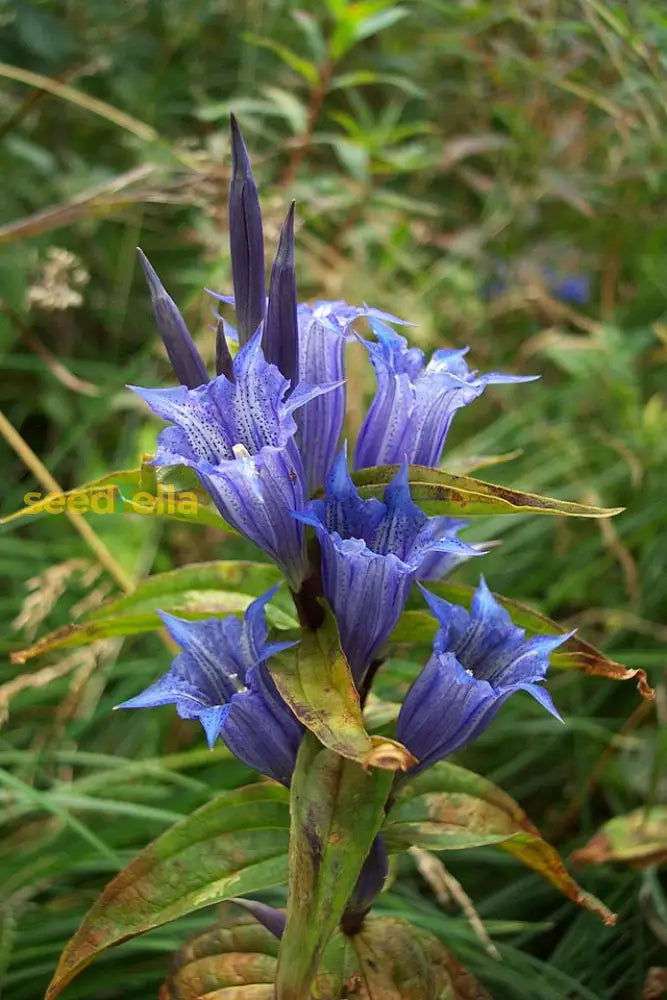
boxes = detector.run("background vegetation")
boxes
[1,1,665,998]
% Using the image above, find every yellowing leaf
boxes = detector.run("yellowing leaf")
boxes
[352,915,492,1000]
[45,784,290,1000]
[352,465,623,518]
[384,762,616,926]
[570,808,667,870]
[268,613,415,772]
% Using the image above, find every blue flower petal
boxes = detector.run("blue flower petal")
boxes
[295,302,407,494]
[133,331,339,587]
[354,319,538,470]
[397,579,566,774]
[116,589,303,784]
[296,446,478,681]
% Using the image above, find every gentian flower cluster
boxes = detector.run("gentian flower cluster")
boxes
[122,118,565,819]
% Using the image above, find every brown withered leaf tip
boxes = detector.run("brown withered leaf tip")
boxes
[364,736,417,772]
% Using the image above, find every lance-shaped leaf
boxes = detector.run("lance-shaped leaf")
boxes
[391,582,654,700]
[383,762,616,926]
[352,465,623,518]
[275,733,394,1000]
[263,201,299,387]
[85,560,291,622]
[12,599,249,664]
[44,783,290,1000]
[11,563,298,665]
[570,808,667,870]
[0,466,230,531]
[229,114,266,345]
[267,611,416,772]
[137,249,209,389]
[352,915,492,1000]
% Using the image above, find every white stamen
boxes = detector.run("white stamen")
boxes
[233,443,252,461]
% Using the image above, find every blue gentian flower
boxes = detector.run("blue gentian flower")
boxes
[296,301,407,495]
[117,587,303,786]
[294,446,479,682]
[131,331,338,589]
[550,273,590,305]
[396,579,570,775]
[354,319,537,470]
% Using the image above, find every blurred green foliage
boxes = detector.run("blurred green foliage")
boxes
[0,1,665,998]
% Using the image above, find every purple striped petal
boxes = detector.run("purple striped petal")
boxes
[355,319,538,470]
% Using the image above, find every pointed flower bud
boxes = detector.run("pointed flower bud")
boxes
[263,202,299,389]
[229,114,266,346]
[354,319,538,470]
[137,249,208,389]
[396,579,570,777]
[294,445,479,682]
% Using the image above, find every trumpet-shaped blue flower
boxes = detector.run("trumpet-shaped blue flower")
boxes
[117,588,303,786]
[132,331,337,589]
[354,319,537,470]
[396,579,570,775]
[296,300,407,494]
[294,446,479,682]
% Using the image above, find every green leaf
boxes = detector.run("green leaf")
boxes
[351,465,624,518]
[12,561,297,664]
[570,807,667,869]
[11,597,253,664]
[85,560,289,621]
[392,582,654,700]
[244,33,320,84]
[0,465,231,531]
[275,733,394,1000]
[45,783,290,1000]
[268,611,416,772]
[352,915,492,999]
[330,4,408,60]
[383,762,616,926]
